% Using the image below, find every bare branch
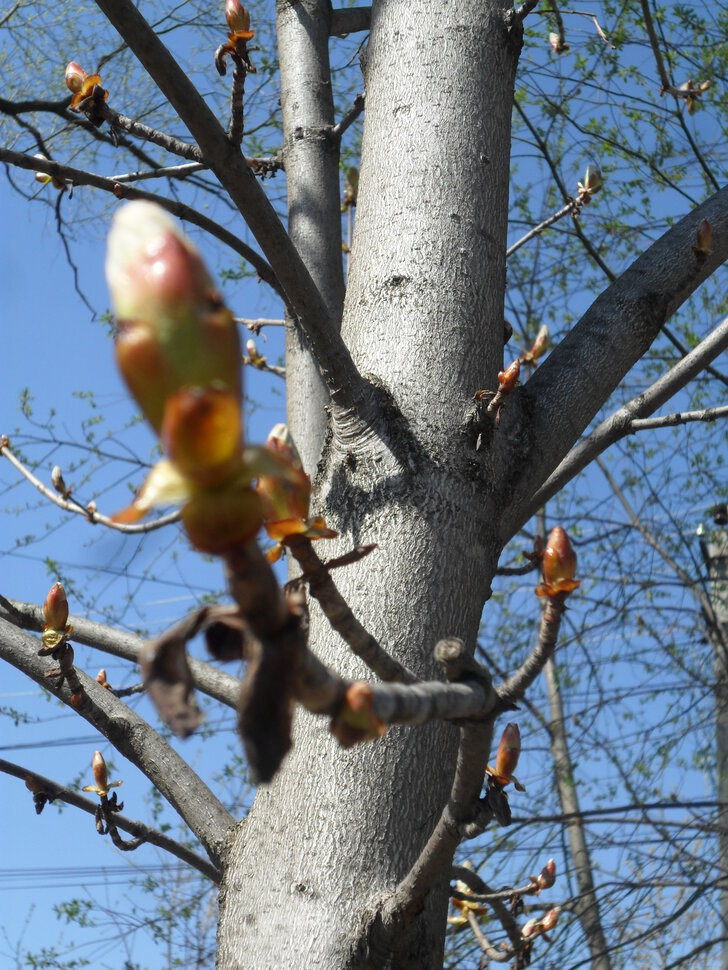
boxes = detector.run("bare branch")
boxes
[452,865,521,947]
[629,404,728,431]
[0,149,284,298]
[98,101,202,160]
[0,619,234,868]
[0,437,181,534]
[506,197,581,258]
[497,596,567,707]
[111,161,206,182]
[235,317,286,333]
[330,6,371,36]
[0,758,221,882]
[0,596,240,709]
[524,316,728,518]
[287,538,419,684]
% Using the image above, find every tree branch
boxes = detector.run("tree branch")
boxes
[287,538,419,684]
[330,6,371,36]
[0,619,235,868]
[0,436,181,534]
[0,757,221,882]
[497,596,568,708]
[523,316,728,518]
[94,0,373,422]
[0,148,284,298]
[0,596,240,709]
[499,185,728,541]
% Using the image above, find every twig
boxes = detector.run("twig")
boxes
[466,908,513,962]
[243,355,286,379]
[0,437,181,534]
[332,93,365,141]
[287,537,419,683]
[629,404,728,431]
[111,161,206,182]
[506,197,583,259]
[234,317,286,333]
[0,757,220,882]
[228,56,249,146]
[0,148,284,299]
[452,865,521,947]
[497,597,567,708]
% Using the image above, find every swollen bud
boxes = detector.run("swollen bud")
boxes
[43,582,69,630]
[537,526,580,599]
[106,202,241,433]
[495,722,521,780]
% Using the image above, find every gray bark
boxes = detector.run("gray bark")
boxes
[216,1,520,966]
[277,0,346,472]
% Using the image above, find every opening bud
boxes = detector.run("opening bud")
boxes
[225,0,252,34]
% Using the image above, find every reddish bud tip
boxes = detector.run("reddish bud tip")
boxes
[43,582,69,630]
[225,0,253,35]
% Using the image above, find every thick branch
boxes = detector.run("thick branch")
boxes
[0,758,220,882]
[0,619,235,868]
[525,316,728,517]
[500,185,728,540]
[94,0,373,421]
[330,6,371,36]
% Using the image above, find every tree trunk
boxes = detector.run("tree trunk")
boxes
[216,1,521,966]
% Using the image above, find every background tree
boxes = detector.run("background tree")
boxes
[1,1,728,968]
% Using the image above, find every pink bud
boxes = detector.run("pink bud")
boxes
[64,62,87,93]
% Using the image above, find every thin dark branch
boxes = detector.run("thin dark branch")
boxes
[0,437,181,534]
[333,93,365,141]
[0,148,284,298]
[0,758,221,882]
[287,538,419,683]
[99,102,202,160]
[497,597,567,707]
